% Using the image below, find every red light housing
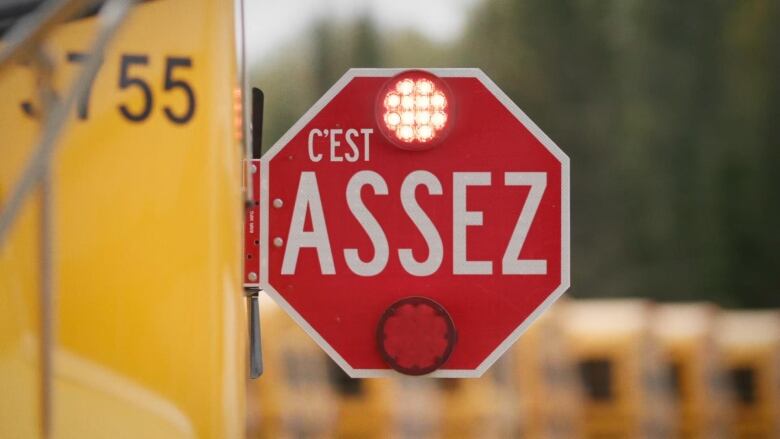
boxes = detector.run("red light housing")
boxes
[375,70,455,151]
[376,296,457,375]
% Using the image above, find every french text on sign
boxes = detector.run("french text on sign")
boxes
[279,170,547,277]
[308,128,373,162]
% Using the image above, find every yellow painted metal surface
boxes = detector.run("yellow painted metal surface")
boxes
[652,303,732,438]
[715,311,780,439]
[513,300,582,438]
[247,297,337,439]
[560,299,676,439]
[439,360,518,439]
[0,0,245,437]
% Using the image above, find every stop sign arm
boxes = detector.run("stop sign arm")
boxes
[257,68,570,378]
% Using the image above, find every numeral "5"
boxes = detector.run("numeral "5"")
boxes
[119,55,196,124]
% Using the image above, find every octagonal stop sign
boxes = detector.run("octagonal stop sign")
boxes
[260,68,570,377]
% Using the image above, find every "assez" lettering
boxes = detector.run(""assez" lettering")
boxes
[279,170,547,277]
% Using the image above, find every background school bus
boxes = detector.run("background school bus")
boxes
[247,299,779,439]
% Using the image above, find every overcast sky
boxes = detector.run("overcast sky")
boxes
[244,0,481,63]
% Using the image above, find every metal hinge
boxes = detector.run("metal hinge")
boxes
[244,88,264,378]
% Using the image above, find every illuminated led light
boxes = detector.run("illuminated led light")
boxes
[397,125,415,142]
[381,74,451,146]
[385,93,401,108]
[431,111,447,129]
[415,95,430,109]
[415,111,431,125]
[401,111,415,125]
[431,91,447,109]
[416,125,434,141]
[385,112,401,127]
[401,95,415,110]
[415,79,434,95]
[396,79,415,95]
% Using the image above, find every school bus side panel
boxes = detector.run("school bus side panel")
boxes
[0,0,244,437]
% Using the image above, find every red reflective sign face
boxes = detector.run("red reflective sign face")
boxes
[261,69,569,377]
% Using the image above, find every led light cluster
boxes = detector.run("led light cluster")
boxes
[382,77,448,143]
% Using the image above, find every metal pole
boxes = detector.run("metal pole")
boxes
[247,291,263,378]
[0,0,96,74]
[38,165,54,439]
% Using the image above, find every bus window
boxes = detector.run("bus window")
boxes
[328,362,363,396]
[668,361,682,400]
[715,310,780,438]
[729,367,756,405]
[439,378,462,392]
[578,358,613,401]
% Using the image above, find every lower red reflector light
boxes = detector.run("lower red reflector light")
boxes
[376,296,456,375]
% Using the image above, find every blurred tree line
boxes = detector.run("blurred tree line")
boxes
[251,0,780,308]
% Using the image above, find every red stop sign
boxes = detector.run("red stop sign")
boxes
[260,69,570,377]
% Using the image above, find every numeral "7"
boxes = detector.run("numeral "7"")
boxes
[66,51,100,120]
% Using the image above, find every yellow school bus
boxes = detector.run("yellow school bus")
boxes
[384,376,442,439]
[715,310,780,438]
[247,297,337,439]
[252,303,440,439]
[652,303,732,438]
[439,356,519,439]
[1,1,246,437]
[513,300,582,438]
[331,372,442,438]
[330,373,390,438]
[559,299,675,438]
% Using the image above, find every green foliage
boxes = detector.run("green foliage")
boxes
[250,0,780,307]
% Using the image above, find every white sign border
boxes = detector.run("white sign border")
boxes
[260,68,570,378]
